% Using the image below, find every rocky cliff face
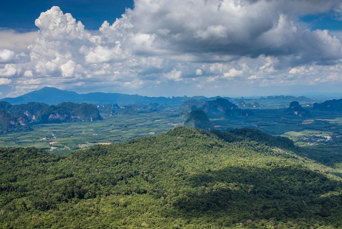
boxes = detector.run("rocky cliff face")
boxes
[0,109,30,134]
[0,102,102,134]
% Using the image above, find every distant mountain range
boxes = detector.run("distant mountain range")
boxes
[1,87,189,106]
[1,87,318,108]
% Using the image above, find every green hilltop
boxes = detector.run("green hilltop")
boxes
[1,127,342,228]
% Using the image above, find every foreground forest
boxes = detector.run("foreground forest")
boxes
[1,127,342,228]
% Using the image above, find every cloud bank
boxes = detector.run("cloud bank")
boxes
[2,0,342,97]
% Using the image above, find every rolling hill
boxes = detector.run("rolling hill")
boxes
[1,127,341,228]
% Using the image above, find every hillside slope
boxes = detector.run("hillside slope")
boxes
[1,127,342,228]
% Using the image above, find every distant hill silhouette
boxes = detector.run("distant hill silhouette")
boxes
[287,101,311,118]
[313,99,342,112]
[184,110,213,131]
[182,98,252,118]
[1,87,188,106]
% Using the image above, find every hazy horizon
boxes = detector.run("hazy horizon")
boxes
[1,85,342,101]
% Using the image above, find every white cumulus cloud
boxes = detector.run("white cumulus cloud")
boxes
[60,60,76,77]
[223,68,244,79]
[0,30,37,51]
[0,64,17,77]
[2,1,342,97]
[164,69,182,81]
[0,78,11,85]
[0,49,15,63]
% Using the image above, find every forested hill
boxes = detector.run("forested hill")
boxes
[181,98,251,118]
[1,127,342,228]
[0,102,101,134]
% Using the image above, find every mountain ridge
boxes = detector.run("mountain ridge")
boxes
[1,87,189,106]
[1,87,319,108]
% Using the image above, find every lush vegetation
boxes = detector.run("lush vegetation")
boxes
[1,127,342,228]
[212,128,296,151]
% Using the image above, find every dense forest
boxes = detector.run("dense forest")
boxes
[1,127,341,228]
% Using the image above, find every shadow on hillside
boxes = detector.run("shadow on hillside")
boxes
[170,166,342,226]
[301,146,342,173]
[211,129,297,153]
[211,129,342,178]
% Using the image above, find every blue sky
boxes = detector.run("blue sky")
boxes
[1,0,342,98]
[302,12,342,31]
[0,0,134,31]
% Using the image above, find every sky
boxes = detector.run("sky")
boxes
[1,0,342,98]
